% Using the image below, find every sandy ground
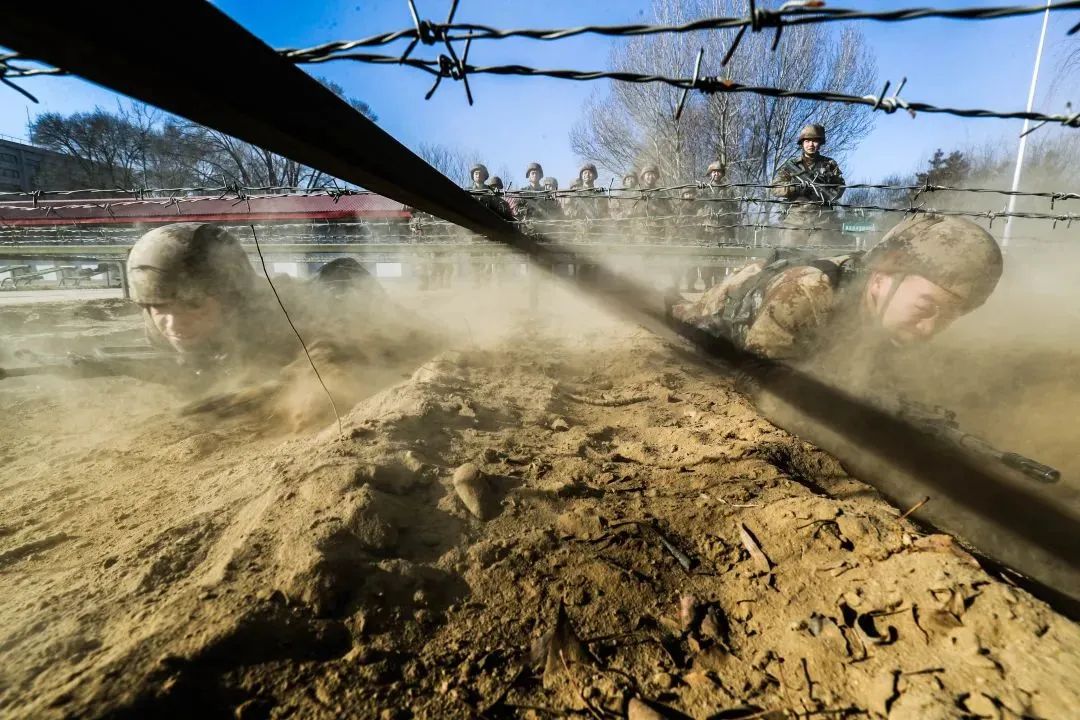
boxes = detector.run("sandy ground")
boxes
[0,283,1078,720]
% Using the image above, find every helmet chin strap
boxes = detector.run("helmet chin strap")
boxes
[876,273,906,319]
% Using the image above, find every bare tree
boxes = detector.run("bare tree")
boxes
[571,0,878,188]
[415,142,476,186]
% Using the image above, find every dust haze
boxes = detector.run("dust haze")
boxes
[2,232,1079,718]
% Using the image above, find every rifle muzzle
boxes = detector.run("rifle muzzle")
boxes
[1001,452,1061,484]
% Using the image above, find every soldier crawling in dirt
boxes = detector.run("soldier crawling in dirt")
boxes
[772,124,846,248]
[671,215,1002,364]
[126,222,434,425]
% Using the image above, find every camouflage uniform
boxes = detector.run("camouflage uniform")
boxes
[772,125,845,248]
[675,189,704,291]
[671,215,1002,362]
[516,162,561,226]
[126,224,403,391]
[635,164,674,241]
[565,163,608,242]
[697,161,741,288]
[609,172,641,240]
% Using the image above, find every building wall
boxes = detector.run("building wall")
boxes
[0,137,64,193]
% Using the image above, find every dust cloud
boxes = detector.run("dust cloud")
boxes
[1,249,1079,719]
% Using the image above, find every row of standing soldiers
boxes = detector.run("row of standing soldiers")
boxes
[466,123,846,248]
[466,161,742,244]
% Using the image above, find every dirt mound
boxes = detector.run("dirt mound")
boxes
[1,295,1078,719]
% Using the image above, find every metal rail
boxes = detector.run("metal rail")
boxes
[1,3,1076,613]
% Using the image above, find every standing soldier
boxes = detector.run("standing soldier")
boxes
[772,124,845,247]
[515,162,544,222]
[698,161,742,288]
[636,164,677,288]
[565,163,608,240]
[676,187,704,291]
[467,163,511,284]
[610,171,641,236]
[517,162,561,225]
[637,164,674,237]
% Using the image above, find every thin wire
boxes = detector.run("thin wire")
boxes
[290,52,1080,129]
[278,1,1080,52]
[248,224,344,438]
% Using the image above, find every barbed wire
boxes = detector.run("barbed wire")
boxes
[1,180,1077,206]
[3,1,1078,125]
[1,187,1078,227]
[276,0,1080,57]
[288,51,1080,128]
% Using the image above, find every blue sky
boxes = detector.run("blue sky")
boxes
[2,0,1077,185]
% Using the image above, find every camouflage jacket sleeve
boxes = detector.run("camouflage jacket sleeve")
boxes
[742,266,837,359]
[771,160,798,199]
[671,262,837,361]
[820,158,846,202]
[671,261,766,322]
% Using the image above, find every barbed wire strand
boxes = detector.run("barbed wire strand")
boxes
[275,1,1080,54]
[0,181,1077,204]
[1,190,1076,226]
[3,1,1078,123]
[247,224,344,438]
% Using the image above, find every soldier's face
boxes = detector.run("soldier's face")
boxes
[802,139,821,156]
[472,170,484,184]
[542,182,556,191]
[581,170,597,184]
[643,172,658,186]
[623,177,636,188]
[868,273,965,345]
[147,296,224,353]
[527,170,541,184]
[708,170,724,183]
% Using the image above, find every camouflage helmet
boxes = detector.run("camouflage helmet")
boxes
[127,223,256,305]
[579,163,598,179]
[798,124,826,144]
[541,176,558,190]
[470,163,490,182]
[525,162,544,179]
[864,215,1003,312]
[488,176,504,190]
[706,161,726,175]
[623,171,638,183]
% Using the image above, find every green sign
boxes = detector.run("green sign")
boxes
[842,222,876,233]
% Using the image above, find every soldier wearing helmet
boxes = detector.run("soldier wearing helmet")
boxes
[635,163,674,237]
[127,223,388,366]
[565,162,608,235]
[610,171,641,225]
[516,162,560,224]
[772,124,846,247]
[125,222,434,425]
[698,161,742,284]
[466,162,513,222]
[671,215,1002,361]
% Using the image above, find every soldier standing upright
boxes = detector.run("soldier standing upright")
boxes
[565,163,608,241]
[636,164,677,288]
[772,124,845,247]
[516,162,561,225]
[697,161,742,288]
[676,187,704,291]
[609,171,641,236]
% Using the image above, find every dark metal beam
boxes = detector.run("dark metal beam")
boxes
[0,3,506,237]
